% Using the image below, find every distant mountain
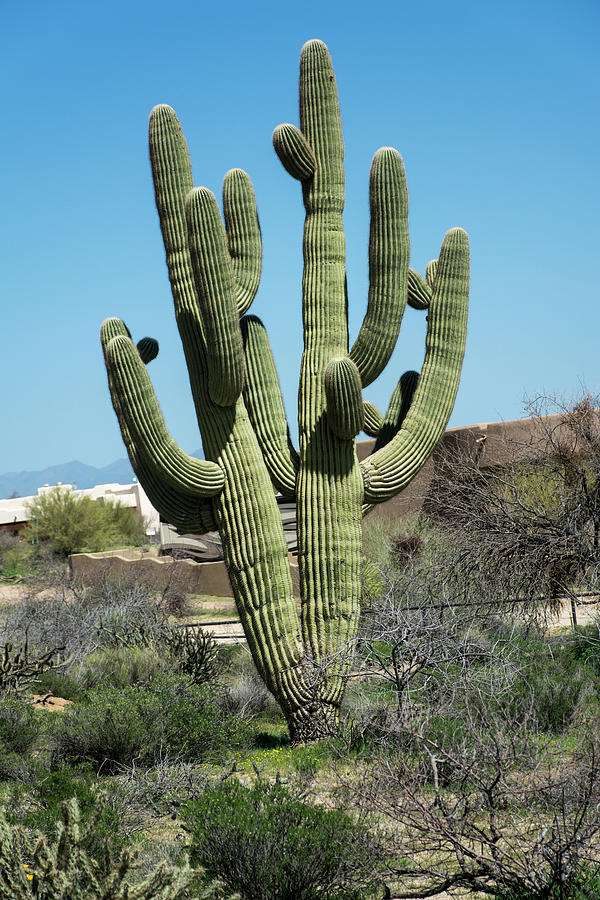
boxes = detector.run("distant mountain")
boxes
[0,458,136,500]
[0,448,209,501]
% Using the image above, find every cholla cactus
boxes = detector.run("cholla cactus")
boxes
[0,640,65,694]
[101,40,469,742]
[0,798,195,900]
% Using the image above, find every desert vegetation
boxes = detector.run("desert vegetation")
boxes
[0,29,597,900]
[2,399,600,898]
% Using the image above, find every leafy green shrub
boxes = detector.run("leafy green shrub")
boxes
[32,670,84,702]
[24,486,147,555]
[0,695,40,754]
[73,645,169,691]
[0,533,32,579]
[182,779,379,900]
[499,639,600,732]
[51,675,252,771]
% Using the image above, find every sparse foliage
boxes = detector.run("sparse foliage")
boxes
[426,393,600,617]
[25,486,147,556]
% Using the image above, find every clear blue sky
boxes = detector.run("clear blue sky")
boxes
[2,0,598,472]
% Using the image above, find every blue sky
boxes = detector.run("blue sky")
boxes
[2,0,598,473]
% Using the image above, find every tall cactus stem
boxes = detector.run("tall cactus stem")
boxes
[349,148,409,386]
[240,315,299,498]
[374,370,419,451]
[222,168,262,316]
[185,188,245,407]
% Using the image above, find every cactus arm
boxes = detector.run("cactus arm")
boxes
[426,258,438,288]
[407,267,431,309]
[101,319,217,533]
[363,401,384,437]
[362,228,469,503]
[149,106,199,324]
[137,337,159,363]
[185,187,245,407]
[105,334,225,498]
[324,357,364,440]
[373,369,419,451]
[128,450,218,534]
[273,123,317,181]
[223,168,262,316]
[287,39,364,736]
[240,315,299,499]
[348,148,409,387]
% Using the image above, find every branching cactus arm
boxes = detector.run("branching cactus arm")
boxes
[101,317,219,534]
[373,370,419,452]
[362,401,384,438]
[362,228,470,503]
[241,314,299,499]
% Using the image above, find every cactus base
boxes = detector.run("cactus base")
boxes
[288,701,339,745]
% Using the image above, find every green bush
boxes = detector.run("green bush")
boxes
[0,533,33,578]
[0,695,40,754]
[24,486,147,555]
[499,639,600,733]
[496,865,600,898]
[51,674,252,771]
[182,779,379,899]
[73,645,169,691]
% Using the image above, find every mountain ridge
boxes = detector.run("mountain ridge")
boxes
[0,450,202,500]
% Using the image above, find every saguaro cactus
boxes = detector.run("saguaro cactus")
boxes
[101,40,469,742]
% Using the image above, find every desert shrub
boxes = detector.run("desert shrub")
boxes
[24,486,147,556]
[560,624,600,669]
[72,645,169,691]
[51,674,252,771]
[0,573,166,666]
[0,697,42,781]
[217,653,274,718]
[182,779,380,899]
[496,865,600,898]
[0,695,40,754]
[0,533,32,578]
[32,670,84,701]
[492,637,600,733]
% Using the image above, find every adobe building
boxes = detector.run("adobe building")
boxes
[69,413,565,595]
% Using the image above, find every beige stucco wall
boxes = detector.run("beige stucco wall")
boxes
[69,548,301,599]
[70,414,564,596]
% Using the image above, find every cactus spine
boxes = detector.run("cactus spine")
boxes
[101,40,469,742]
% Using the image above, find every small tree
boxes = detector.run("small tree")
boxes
[425,394,600,620]
[25,486,146,556]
